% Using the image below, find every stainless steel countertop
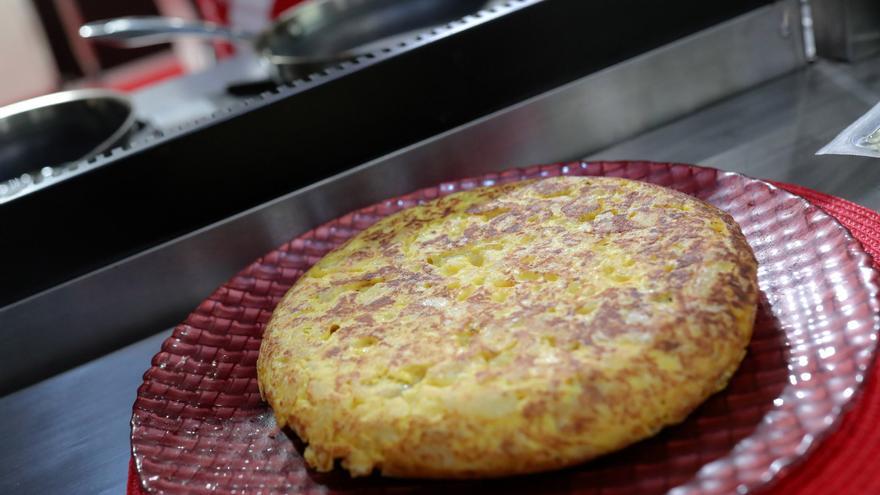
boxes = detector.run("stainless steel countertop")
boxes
[589,60,880,210]
[3,57,880,494]
[0,331,170,494]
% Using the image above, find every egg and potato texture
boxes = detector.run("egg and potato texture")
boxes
[257,176,758,478]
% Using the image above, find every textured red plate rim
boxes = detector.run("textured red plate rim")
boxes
[131,161,880,494]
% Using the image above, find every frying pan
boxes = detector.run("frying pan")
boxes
[79,0,492,82]
[0,89,136,202]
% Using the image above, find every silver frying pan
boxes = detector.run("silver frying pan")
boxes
[0,89,136,202]
[79,0,492,82]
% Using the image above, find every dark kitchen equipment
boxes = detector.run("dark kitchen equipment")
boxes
[0,89,135,202]
[79,0,492,81]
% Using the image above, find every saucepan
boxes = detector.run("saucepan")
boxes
[79,0,491,82]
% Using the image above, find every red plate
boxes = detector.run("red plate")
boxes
[131,161,880,494]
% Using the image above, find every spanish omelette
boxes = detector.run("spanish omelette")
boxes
[257,176,759,478]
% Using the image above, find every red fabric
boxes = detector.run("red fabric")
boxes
[126,182,880,495]
[270,0,305,19]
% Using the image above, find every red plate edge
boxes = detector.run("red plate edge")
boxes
[129,161,880,495]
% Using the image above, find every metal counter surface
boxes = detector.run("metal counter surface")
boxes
[0,331,170,494]
[589,60,880,210]
[3,57,880,494]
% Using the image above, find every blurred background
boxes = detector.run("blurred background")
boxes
[0,0,306,104]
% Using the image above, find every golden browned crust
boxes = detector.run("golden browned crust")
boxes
[257,176,759,478]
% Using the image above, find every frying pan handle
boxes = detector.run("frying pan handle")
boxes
[78,16,255,48]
